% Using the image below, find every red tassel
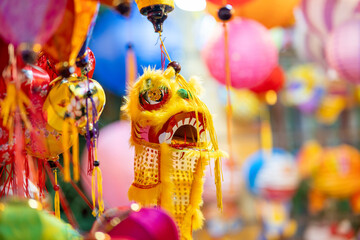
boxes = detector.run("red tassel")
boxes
[37,158,46,200]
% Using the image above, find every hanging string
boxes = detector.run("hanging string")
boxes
[159,32,172,70]
[223,22,234,166]
[53,168,60,219]
[45,161,79,228]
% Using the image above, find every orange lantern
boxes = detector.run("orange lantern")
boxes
[207,0,300,28]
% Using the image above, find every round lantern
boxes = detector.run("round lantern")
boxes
[326,18,360,84]
[205,0,300,28]
[242,148,299,202]
[250,66,285,94]
[42,76,105,133]
[17,65,74,159]
[313,145,360,198]
[301,0,360,38]
[203,18,278,89]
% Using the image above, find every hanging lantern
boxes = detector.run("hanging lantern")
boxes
[250,66,285,94]
[43,76,105,134]
[203,18,278,89]
[43,0,99,77]
[134,0,175,32]
[326,18,360,84]
[123,65,225,239]
[0,0,66,63]
[309,145,360,213]
[301,0,360,38]
[242,148,299,202]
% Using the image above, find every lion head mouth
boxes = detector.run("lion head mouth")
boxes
[134,111,206,149]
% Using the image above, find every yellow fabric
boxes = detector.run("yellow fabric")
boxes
[135,0,174,11]
[124,67,226,239]
[91,139,104,217]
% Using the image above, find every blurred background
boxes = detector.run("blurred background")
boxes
[55,0,360,239]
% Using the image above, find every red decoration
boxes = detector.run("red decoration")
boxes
[36,48,96,80]
[249,66,285,94]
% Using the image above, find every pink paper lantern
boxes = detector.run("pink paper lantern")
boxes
[109,208,179,240]
[0,0,66,46]
[326,18,360,83]
[81,121,134,208]
[203,18,278,89]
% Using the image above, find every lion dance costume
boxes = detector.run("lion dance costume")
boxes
[123,64,225,239]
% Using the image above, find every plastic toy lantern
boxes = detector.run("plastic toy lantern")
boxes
[242,149,299,240]
[203,18,278,89]
[309,145,360,214]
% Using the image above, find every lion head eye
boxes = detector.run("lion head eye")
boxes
[139,87,169,110]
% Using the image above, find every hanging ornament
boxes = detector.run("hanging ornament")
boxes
[123,64,226,240]
[135,0,175,32]
[42,76,105,183]
[37,48,96,81]
[0,0,67,64]
[43,0,99,77]
[326,18,360,84]
[203,18,278,89]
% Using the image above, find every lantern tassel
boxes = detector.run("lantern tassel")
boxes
[62,117,71,182]
[126,43,137,87]
[54,169,60,219]
[72,123,79,182]
[91,139,104,216]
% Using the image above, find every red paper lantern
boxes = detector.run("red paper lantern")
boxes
[250,66,285,94]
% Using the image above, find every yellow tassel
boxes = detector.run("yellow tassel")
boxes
[72,123,79,182]
[91,166,96,216]
[126,45,137,87]
[62,118,71,182]
[54,169,60,219]
[91,139,104,216]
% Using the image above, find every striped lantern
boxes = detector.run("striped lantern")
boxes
[301,0,360,38]
[326,18,360,83]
